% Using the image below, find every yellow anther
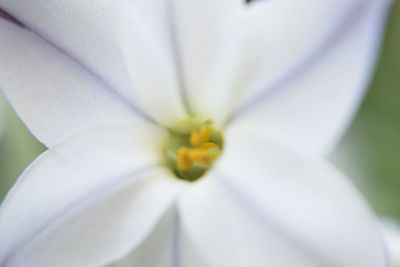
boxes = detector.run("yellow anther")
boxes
[190,127,211,147]
[189,149,216,167]
[177,147,218,171]
[177,147,192,171]
[201,142,219,149]
[175,126,221,172]
[165,117,223,180]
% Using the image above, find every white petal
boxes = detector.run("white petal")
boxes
[7,169,184,267]
[0,123,183,266]
[185,0,391,154]
[171,0,243,115]
[381,219,400,267]
[110,208,177,267]
[225,0,392,154]
[110,207,212,267]
[0,1,187,125]
[178,228,213,267]
[0,18,138,147]
[178,129,387,267]
[186,0,362,122]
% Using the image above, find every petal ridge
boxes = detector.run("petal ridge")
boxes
[2,166,155,266]
[0,11,155,124]
[228,1,380,123]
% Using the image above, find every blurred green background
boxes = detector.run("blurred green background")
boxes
[0,2,399,221]
[331,1,400,220]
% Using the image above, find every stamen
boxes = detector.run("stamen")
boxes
[177,147,192,171]
[189,149,216,166]
[190,127,211,147]
[201,142,219,149]
[163,117,223,181]
[177,147,217,172]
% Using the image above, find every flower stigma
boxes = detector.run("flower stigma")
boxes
[164,117,223,181]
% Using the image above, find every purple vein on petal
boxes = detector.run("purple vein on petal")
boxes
[225,2,373,125]
[0,8,23,27]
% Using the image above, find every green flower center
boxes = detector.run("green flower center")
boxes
[163,117,224,181]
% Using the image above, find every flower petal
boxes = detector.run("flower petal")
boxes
[0,1,187,125]
[226,0,392,154]
[185,0,365,122]
[381,219,400,267]
[189,0,390,155]
[0,18,139,147]
[178,129,387,267]
[171,0,243,114]
[178,227,213,267]
[0,123,185,266]
[109,208,177,267]
[5,169,183,267]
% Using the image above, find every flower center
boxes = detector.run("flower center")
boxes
[163,117,223,181]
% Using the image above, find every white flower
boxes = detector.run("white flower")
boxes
[0,0,392,266]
